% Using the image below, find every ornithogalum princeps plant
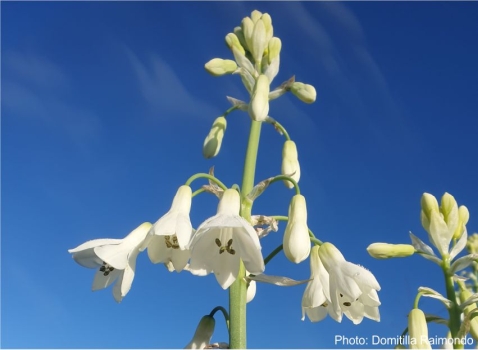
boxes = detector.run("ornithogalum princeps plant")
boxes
[368,192,477,349]
[68,10,383,348]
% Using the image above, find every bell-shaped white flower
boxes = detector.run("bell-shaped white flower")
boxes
[68,222,151,302]
[281,140,300,188]
[318,242,381,324]
[248,74,270,122]
[302,246,332,322]
[283,194,310,263]
[184,315,215,349]
[146,186,193,272]
[188,189,265,289]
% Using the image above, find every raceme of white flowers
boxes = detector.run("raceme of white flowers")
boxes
[67,9,390,348]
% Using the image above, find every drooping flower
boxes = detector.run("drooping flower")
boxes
[318,242,381,324]
[68,222,151,302]
[184,315,215,349]
[283,194,310,263]
[188,189,265,289]
[146,186,193,272]
[301,246,332,322]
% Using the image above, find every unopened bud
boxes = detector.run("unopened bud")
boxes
[283,194,310,263]
[203,117,227,159]
[261,13,273,42]
[205,58,237,77]
[367,243,415,259]
[281,140,300,189]
[251,10,262,23]
[408,309,431,349]
[268,37,282,64]
[242,17,254,52]
[225,33,245,55]
[290,82,316,104]
[248,74,270,122]
[251,19,267,63]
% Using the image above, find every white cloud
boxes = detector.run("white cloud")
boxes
[125,48,221,121]
[3,51,101,147]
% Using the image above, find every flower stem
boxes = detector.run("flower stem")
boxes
[229,120,262,349]
[209,306,230,331]
[268,175,300,195]
[270,120,291,140]
[185,173,228,191]
[441,256,463,349]
[264,244,284,265]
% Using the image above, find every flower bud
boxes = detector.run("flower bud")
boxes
[248,74,270,122]
[246,280,256,303]
[421,193,439,220]
[283,194,310,263]
[205,58,237,77]
[251,19,267,63]
[225,33,245,55]
[290,82,316,104]
[184,315,215,349]
[440,192,458,230]
[267,37,282,64]
[242,17,254,52]
[453,205,470,240]
[459,287,478,341]
[250,10,262,23]
[281,140,300,189]
[203,117,227,159]
[408,308,431,349]
[261,13,273,42]
[367,243,415,259]
[233,26,248,51]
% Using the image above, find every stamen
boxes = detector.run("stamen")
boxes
[215,238,235,255]
[165,235,180,249]
[343,302,351,307]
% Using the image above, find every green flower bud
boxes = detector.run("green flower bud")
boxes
[183,315,215,349]
[421,193,439,219]
[250,10,262,23]
[251,19,267,63]
[290,82,317,104]
[453,205,470,240]
[367,243,415,259]
[233,26,248,52]
[204,58,237,77]
[440,192,459,231]
[408,309,431,349]
[284,194,310,263]
[261,13,273,42]
[248,74,270,122]
[225,33,245,55]
[268,37,282,64]
[242,17,254,52]
[281,140,300,189]
[203,117,227,159]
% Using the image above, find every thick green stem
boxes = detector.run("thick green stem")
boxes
[442,257,463,349]
[229,120,262,348]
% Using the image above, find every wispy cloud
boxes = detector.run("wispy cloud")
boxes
[3,51,101,147]
[125,48,221,120]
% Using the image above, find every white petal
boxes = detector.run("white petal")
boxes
[344,302,364,325]
[213,247,241,289]
[92,269,121,291]
[364,305,380,322]
[360,288,381,307]
[302,279,327,308]
[188,230,219,276]
[451,252,478,274]
[68,238,123,253]
[342,262,381,291]
[246,280,256,303]
[71,249,103,268]
[94,244,130,270]
[429,210,452,255]
[152,213,177,236]
[233,228,264,275]
[147,235,171,264]
[175,214,193,250]
[328,274,343,322]
[303,306,328,322]
[333,266,362,301]
[169,249,191,273]
[450,226,468,260]
[119,248,140,298]
[112,273,124,303]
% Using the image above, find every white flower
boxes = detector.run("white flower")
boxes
[146,186,193,272]
[188,189,265,289]
[68,222,151,302]
[318,242,381,324]
[283,194,310,263]
[184,315,215,349]
[302,246,332,322]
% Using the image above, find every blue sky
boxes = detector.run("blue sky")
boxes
[2,1,477,348]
